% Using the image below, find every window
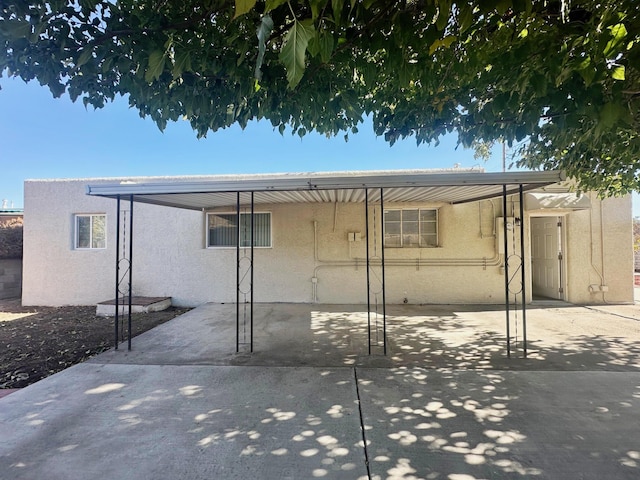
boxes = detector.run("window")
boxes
[384,209,438,248]
[75,214,106,249]
[207,212,271,248]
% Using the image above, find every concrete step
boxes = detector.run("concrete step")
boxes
[96,296,171,316]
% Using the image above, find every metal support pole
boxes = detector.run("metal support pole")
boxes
[503,185,511,358]
[250,191,254,353]
[380,188,387,355]
[236,192,240,353]
[365,189,371,355]
[115,195,121,350]
[519,185,527,358]
[128,194,133,351]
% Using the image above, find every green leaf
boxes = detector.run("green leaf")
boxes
[48,82,65,98]
[458,4,473,34]
[610,23,628,41]
[309,0,326,20]
[603,23,627,57]
[579,68,596,86]
[332,0,344,25]
[599,102,623,129]
[265,0,288,13]
[530,74,547,96]
[172,50,192,79]
[279,20,316,88]
[0,20,31,40]
[611,65,625,81]
[145,50,166,83]
[307,35,320,57]
[255,14,274,81]
[435,2,451,31]
[577,55,595,85]
[429,35,457,55]
[318,30,334,63]
[234,0,257,19]
[76,48,93,68]
[309,29,334,62]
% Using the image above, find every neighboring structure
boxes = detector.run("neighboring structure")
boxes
[0,201,23,224]
[22,170,634,308]
[0,203,23,300]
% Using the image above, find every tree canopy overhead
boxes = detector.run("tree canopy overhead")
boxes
[1,0,638,194]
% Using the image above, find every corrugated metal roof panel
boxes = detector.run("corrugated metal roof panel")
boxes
[87,170,565,209]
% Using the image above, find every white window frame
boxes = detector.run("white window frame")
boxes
[206,211,272,248]
[384,208,438,248]
[75,214,107,250]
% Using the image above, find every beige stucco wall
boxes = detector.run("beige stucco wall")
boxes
[22,178,634,306]
[23,180,113,306]
[560,194,634,304]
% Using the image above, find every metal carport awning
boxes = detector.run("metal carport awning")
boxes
[86,170,565,209]
[87,169,566,357]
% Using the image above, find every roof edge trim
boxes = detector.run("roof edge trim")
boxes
[87,171,565,197]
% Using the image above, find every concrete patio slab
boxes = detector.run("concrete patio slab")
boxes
[2,303,640,480]
[358,368,640,480]
[0,363,366,480]
[91,303,640,371]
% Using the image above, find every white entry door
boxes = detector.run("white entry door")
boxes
[531,216,563,299]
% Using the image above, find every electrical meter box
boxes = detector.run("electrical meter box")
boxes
[496,217,515,254]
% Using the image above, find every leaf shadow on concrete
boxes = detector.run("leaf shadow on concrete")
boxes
[5,303,640,479]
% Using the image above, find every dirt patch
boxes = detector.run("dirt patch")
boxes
[0,298,190,389]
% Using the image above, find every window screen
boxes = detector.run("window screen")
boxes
[208,212,271,247]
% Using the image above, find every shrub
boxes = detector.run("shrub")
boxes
[0,218,23,259]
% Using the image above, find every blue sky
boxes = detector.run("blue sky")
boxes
[0,77,637,214]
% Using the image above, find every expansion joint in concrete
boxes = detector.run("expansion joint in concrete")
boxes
[583,305,639,322]
[354,367,372,480]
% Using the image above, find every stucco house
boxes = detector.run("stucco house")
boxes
[21,169,633,311]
